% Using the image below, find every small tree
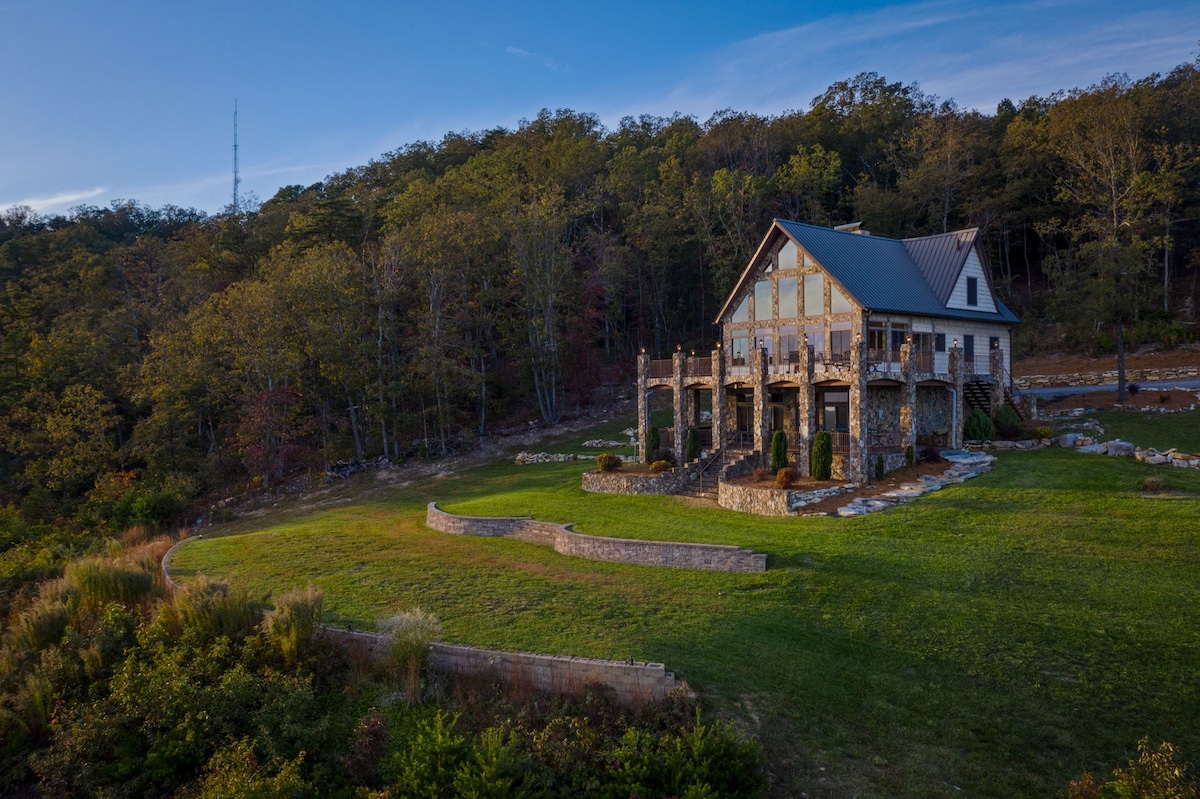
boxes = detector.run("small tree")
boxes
[905,444,916,467]
[646,426,660,460]
[685,427,701,463]
[874,453,885,480]
[769,430,788,473]
[811,431,833,480]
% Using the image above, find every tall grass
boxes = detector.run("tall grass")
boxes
[64,557,155,612]
[381,608,443,702]
[162,576,258,642]
[261,584,323,665]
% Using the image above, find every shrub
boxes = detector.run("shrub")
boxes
[1160,392,1171,404]
[685,427,701,463]
[1143,476,1167,493]
[381,608,443,702]
[905,444,915,467]
[751,467,768,482]
[811,431,833,480]
[769,430,788,473]
[261,583,324,666]
[920,446,943,464]
[1067,738,1198,799]
[963,408,995,441]
[993,404,1021,429]
[996,423,1024,440]
[874,454,885,480]
[646,427,660,458]
[596,453,622,472]
[650,448,677,466]
[169,576,258,642]
[775,467,798,489]
[649,460,672,474]
[64,557,155,612]
[1033,425,1054,439]
[1127,382,1140,396]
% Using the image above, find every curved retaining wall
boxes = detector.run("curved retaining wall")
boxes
[426,503,766,572]
[330,629,680,705]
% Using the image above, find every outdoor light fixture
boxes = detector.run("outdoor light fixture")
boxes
[690,350,695,356]
[757,338,764,347]
[953,338,958,348]
[640,346,646,354]
[677,344,682,352]
[716,341,722,349]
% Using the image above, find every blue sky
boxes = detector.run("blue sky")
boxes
[2,0,1197,216]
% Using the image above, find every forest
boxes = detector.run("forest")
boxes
[0,62,1199,798]
[1,64,1199,539]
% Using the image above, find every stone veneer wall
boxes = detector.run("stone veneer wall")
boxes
[426,503,766,572]
[1015,366,1200,390]
[581,466,694,495]
[324,629,680,706]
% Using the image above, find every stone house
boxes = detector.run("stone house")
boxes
[636,219,1020,483]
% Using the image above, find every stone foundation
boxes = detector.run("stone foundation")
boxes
[426,504,766,572]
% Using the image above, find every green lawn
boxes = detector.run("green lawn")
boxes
[170,428,1200,798]
[1092,407,1200,454]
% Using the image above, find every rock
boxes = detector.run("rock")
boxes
[1076,443,1107,454]
[1105,440,1136,457]
[1057,433,1081,448]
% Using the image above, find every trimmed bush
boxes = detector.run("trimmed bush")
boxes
[751,467,768,482]
[1034,425,1054,439]
[905,444,916,467]
[769,430,788,473]
[646,427,660,458]
[685,427,701,463]
[811,431,833,481]
[1127,382,1140,396]
[649,460,672,474]
[996,423,1023,440]
[963,408,995,441]
[650,449,677,467]
[874,454,885,480]
[596,453,622,472]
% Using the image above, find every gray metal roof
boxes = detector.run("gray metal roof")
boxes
[901,229,977,304]
[718,219,1019,325]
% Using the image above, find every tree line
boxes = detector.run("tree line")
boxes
[1,64,1198,528]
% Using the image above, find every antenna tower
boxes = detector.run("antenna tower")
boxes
[232,100,241,213]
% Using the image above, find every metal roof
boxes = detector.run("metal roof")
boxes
[716,219,1018,325]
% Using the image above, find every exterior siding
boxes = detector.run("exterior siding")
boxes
[946,250,997,313]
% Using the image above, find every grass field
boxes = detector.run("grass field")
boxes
[169,417,1200,798]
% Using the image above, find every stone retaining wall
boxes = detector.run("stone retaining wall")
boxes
[717,480,857,516]
[581,467,694,495]
[327,629,680,706]
[1015,366,1200,390]
[426,503,766,572]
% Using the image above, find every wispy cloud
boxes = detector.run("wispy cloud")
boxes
[610,0,1199,120]
[506,46,569,72]
[3,186,108,213]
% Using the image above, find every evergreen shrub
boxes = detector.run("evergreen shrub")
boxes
[596,453,622,472]
[905,444,915,467]
[769,430,788,473]
[685,428,701,463]
[963,408,995,441]
[811,431,833,480]
[874,454,885,480]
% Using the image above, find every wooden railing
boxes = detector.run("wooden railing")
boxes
[686,356,712,377]
[649,359,674,379]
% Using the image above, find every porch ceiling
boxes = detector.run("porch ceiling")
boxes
[866,378,903,386]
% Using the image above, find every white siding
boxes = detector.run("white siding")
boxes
[942,320,1011,375]
[946,250,997,313]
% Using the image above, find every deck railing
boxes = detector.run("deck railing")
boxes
[648,359,674,379]
[686,356,713,377]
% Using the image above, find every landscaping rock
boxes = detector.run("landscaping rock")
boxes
[1106,440,1136,457]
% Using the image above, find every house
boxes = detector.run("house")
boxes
[636,219,1021,483]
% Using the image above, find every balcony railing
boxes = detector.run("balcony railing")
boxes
[829,431,850,454]
[686,356,713,377]
[648,359,674,379]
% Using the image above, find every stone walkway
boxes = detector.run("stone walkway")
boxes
[834,452,996,517]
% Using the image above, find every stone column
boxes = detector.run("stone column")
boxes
[637,351,650,463]
[988,343,1004,417]
[847,334,868,483]
[712,348,727,452]
[797,339,815,476]
[752,345,768,455]
[900,339,917,455]
[672,350,687,464]
[949,344,965,449]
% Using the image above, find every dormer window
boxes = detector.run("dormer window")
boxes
[967,277,978,307]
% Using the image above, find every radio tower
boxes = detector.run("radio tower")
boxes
[232,100,241,213]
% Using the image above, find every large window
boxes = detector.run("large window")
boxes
[731,334,750,366]
[754,280,773,321]
[778,277,798,319]
[755,330,774,364]
[732,296,749,323]
[805,323,825,362]
[778,239,797,270]
[830,284,852,314]
[830,322,852,365]
[779,327,799,366]
[803,274,823,317]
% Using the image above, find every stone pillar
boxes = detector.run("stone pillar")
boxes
[847,334,868,483]
[949,344,965,449]
[672,350,687,464]
[637,351,650,463]
[988,343,1004,417]
[752,345,768,455]
[797,340,815,476]
[712,348,727,452]
[900,339,917,455]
